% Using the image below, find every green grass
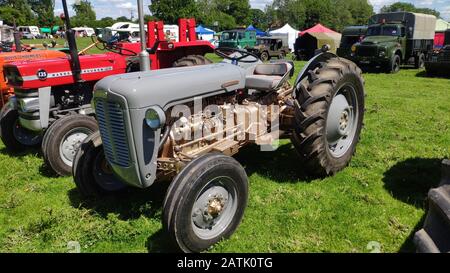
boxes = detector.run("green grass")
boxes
[0,38,449,253]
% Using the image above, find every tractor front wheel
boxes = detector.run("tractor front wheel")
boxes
[291,57,365,177]
[163,153,248,253]
[173,55,212,67]
[42,114,98,176]
[0,107,42,152]
[73,131,127,197]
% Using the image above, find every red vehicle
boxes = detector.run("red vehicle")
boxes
[0,14,214,176]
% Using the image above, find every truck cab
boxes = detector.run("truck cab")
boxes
[337,26,367,59]
[218,29,256,49]
[350,12,436,73]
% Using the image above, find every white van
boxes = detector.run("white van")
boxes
[73,27,96,37]
[17,26,41,39]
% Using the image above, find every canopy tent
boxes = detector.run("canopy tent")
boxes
[435,19,450,32]
[196,25,215,41]
[246,25,267,37]
[295,24,342,60]
[269,24,299,51]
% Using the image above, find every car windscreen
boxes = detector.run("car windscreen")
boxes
[367,25,400,37]
[221,32,237,41]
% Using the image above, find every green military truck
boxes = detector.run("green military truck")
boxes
[350,12,436,73]
[337,26,367,59]
[247,37,290,61]
[425,29,450,76]
[218,29,257,49]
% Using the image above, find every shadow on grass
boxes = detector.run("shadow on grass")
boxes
[234,142,315,183]
[399,214,426,253]
[68,181,178,252]
[0,146,41,157]
[383,158,441,208]
[416,70,450,79]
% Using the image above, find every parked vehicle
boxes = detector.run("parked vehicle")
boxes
[247,37,290,61]
[425,29,450,76]
[337,26,367,59]
[73,27,96,37]
[0,0,214,177]
[414,159,450,253]
[349,12,436,73]
[218,29,257,49]
[17,26,41,39]
[73,48,366,252]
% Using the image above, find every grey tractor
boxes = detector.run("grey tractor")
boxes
[73,48,366,252]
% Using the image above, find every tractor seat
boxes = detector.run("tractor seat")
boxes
[245,63,293,91]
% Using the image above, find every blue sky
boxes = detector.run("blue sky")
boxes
[55,0,450,21]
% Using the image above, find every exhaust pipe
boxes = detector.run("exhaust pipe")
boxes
[13,32,22,52]
[137,0,150,71]
[62,0,82,82]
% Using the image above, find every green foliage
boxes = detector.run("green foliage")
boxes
[71,0,96,27]
[266,0,374,31]
[0,0,36,26]
[28,0,56,27]
[381,2,440,18]
[149,0,198,24]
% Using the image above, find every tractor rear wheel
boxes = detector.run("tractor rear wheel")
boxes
[173,55,212,67]
[73,131,127,197]
[163,153,248,253]
[291,57,365,177]
[42,114,98,176]
[0,107,42,152]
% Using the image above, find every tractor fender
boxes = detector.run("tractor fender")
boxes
[0,96,17,120]
[294,51,338,89]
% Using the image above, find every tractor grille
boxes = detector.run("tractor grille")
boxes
[95,99,130,168]
[356,46,377,57]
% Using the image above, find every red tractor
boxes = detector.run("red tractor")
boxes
[0,2,214,176]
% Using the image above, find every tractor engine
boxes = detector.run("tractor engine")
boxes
[158,85,295,177]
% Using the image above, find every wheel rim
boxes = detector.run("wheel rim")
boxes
[191,176,238,240]
[12,120,42,146]
[325,84,359,158]
[394,57,400,72]
[93,150,126,192]
[59,128,92,167]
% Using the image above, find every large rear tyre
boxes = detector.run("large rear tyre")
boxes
[172,55,212,67]
[42,114,98,176]
[0,107,42,152]
[73,131,127,197]
[163,153,248,253]
[292,57,365,177]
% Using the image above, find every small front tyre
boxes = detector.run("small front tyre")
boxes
[163,153,248,253]
[42,114,98,176]
[73,131,127,197]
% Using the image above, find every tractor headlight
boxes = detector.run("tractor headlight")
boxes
[145,107,166,129]
[379,51,386,57]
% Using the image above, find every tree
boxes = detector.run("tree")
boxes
[249,8,269,30]
[381,2,440,18]
[28,0,56,28]
[0,0,36,26]
[149,0,198,24]
[215,0,252,26]
[72,0,96,27]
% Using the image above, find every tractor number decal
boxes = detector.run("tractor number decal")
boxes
[37,69,48,81]
[23,66,114,82]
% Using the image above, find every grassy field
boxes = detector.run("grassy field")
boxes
[0,38,449,253]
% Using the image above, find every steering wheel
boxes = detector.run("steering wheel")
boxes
[215,47,260,64]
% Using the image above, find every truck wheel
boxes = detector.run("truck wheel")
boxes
[292,57,365,177]
[388,54,401,73]
[42,114,98,176]
[260,51,270,62]
[73,131,127,197]
[278,52,286,59]
[414,53,425,69]
[163,153,248,253]
[0,108,42,152]
[173,55,212,67]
